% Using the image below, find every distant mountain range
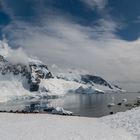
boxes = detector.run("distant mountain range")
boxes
[0,40,125,102]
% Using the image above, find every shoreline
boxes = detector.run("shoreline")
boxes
[0,98,139,118]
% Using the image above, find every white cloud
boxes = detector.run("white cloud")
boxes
[6,47,30,65]
[1,0,140,91]
[3,17,140,88]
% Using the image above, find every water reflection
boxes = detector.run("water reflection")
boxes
[50,92,140,117]
[0,92,140,117]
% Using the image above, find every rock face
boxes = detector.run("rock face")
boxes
[0,53,123,94]
[0,55,7,62]
[81,75,113,89]
[0,54,52,92]
[57,73,123,91]
[29,62,52,91]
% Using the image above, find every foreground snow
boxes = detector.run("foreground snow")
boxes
[101,107,140,140]
[1,107,140,140]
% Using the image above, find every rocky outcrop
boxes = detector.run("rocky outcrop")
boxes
[81,75,113,89]
[0,55,52,92]
[29,62,52,91]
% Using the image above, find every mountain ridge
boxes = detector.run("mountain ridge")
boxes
[0,40,125,102]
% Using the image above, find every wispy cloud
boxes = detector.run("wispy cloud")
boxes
[134,16,140,23]
[81,0,108,10]
[0,0,14,20]
[1,0,140,91]
[3,16,140,85]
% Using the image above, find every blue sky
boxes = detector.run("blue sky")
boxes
[0,0,140,41]
[0,0,140,86]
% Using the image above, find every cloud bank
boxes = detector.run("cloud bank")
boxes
[3,18,140,82]
[6,47,30,65]
[1,0,140,90]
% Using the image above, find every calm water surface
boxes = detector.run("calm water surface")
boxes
[0,92,140,117]
[50,92,140,117]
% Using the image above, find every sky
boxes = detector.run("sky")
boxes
[0,0,140,89]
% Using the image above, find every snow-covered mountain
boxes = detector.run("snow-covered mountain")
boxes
[0,48,52,92]
[0,40,53,102]
[56,72,124,93]
[0,40,125,102]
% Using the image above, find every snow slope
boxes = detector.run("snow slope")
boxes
[39,78,95,96]
[56,72,125,93]
[101,107,140,140]
[0,112,136,140]
[0,79,30,102]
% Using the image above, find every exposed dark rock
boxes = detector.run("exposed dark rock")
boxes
[81,75,113,89]
[0,55,7,62]
[113,84,122,90]
[21,110,27,113]
[44,107,55,112]
[9,110,13,113]
[109,112,114,115]
[30,84,39,92]
[0,55,52,92]
[125,103,133,107]
[117,103,122,106]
